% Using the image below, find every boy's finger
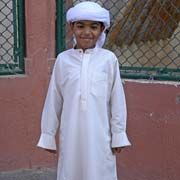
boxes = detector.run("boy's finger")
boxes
[112,147,123,154]
[112,148,118,154]
[45,149,57,154]
[117,148,122,153]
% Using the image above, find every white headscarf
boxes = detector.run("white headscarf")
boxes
[66,1,110,48]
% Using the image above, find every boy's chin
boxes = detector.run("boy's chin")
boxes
[82,44,96,50]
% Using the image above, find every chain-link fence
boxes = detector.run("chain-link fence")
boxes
[57,0,180,81]
[0,0,24,75]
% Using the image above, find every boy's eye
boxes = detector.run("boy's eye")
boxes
[91,25,98,30]
[91,26,98,30]
[76,24,84,29]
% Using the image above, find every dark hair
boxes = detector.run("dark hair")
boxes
[71,21,104,27]
[99,22,104,27]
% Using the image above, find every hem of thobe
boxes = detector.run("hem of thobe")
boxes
[111,132,131,147]
[37,133,57,150]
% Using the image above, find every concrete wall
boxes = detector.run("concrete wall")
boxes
[0,0,57,171]
[0,0,180,180]
[119,80,180,179]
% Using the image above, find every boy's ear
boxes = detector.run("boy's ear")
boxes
[101,25,105,32]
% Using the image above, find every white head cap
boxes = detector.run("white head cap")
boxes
[66,1,110,48]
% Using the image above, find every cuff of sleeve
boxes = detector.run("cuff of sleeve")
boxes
[111,132,131,147]
[37,133,57,150]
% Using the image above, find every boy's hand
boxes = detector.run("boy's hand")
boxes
[112,147,124,155]
[45,149,57,154]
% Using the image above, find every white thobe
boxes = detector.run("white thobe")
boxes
[37,47,131,180]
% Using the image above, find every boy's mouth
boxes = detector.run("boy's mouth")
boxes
[81,37,93,39]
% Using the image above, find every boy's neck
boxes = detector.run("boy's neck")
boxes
[74,45,96,52]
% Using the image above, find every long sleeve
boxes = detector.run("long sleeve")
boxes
[37,59,63,150]
[110,59,131,148]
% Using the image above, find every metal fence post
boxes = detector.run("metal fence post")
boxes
[56,0,66,56]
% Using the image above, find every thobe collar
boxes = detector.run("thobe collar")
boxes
[73,46,98,54]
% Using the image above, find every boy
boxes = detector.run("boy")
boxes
[37,1,131,180]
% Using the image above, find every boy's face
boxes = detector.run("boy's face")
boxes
[70,20,105,50]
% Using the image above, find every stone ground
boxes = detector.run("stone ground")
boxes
[0,168,56,180]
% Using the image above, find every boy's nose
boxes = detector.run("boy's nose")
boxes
[84,28,91,35]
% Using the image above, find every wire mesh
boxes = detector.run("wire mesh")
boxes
[59,0,180,81]
[0,0,24,75]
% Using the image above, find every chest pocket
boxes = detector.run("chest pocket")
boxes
[91,72,107,98]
